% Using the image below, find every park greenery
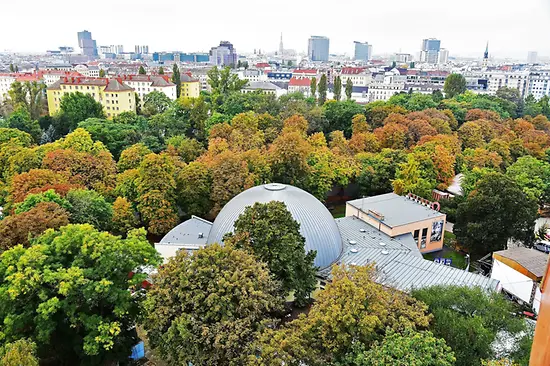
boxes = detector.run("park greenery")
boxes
[0,68,546,364]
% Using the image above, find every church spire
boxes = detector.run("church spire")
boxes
[279,32,284,57]
[484,41,489,60]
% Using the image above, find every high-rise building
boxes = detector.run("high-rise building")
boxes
[354,41,372,62]
[420,38,441,64]
[77,30,98,58]
[135,45,149,55]
[209,41,238,66]
[308,36,329,62]
[438,48,449,64]
[279,33,284,57]
[528,51,538,64]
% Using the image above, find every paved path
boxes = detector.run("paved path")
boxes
[445,221,454,233]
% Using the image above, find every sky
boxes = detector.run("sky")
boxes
[1,0,548,60]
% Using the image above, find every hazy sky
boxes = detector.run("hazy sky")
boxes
[1,0,548,59]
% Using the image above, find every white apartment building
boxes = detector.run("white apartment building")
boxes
[0,74,16,102]
[484,71,529,97]
[339,67,372,87]
[242,81,286,97]
[121,75,177,100]
[367,71,405,102]
[74,65,101,78]
[526,71,550,100]
[235,69,268,82]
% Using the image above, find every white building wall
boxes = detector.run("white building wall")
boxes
[491,258,535,306]
[0,75,16,101]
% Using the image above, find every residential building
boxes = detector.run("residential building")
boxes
[242,81,286,97]
[135,45,149,55]
[209,41,238,66]
[0,72,43,102]
[491,247,547,313]
[308,36,330,62]
[485,71,529,97]
[267,71,293,81]
[288,77,311,96]
[47,77,136,118]
[121,75,177,101]
[339,67,372,87]
[74,65,100,78]
[42,70,83,86]
[528,51,538,64]
[526,71,550,100]
[394,53,413,63]
[236,69,268,82]
[77,30,98,58]
[367,71,405,102]
[292,69,318,80]
[354,41,372,62]
[180,73,200,98]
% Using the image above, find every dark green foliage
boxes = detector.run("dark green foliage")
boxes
[444,74,467,98]
[6,108,41,142]
[324,100,366,137]
[345,78,353,100]
[138,65,146,75]
[171,64,181,98]
[454,172,538,256]
[59,92,105,130]
[357,149,407,196]
[333,76,342,101]
[224,201,318,307]
[142,90,173,116]
[78,118,142,159]
[66,189,113,231]
[318,74,327,106]
[412,286,531,366]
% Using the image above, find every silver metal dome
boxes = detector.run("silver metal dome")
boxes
[207,183,343,269]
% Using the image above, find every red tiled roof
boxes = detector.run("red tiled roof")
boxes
[256,63,271,68]
[293,69,317,74]
[341,67,367,75]
[289,77,311,87]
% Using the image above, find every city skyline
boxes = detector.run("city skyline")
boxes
[1,0,549,59]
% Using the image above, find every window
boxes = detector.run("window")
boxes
[413,229,420,240]
[422,227,428,239]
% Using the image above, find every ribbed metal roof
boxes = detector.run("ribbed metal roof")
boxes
[206,183,344,269]
[160,215,212,246]
[335,216,499,292]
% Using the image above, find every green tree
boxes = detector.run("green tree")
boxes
[59,92,105,130]
[99,69,105,77]
[432,89,444,103]
[14,189,71,214]
[66,189,113,231]
[523,94,542,117]
[176,161,212,217]
[0,224,160,365]
[117,143,152,171]
[171,64,181,98]
[506,156,550,206]
[158,66,164,75]
[142,90,172,116]
[454,172,538,255]
[333,76,342,101]
[345,78,353,100]
[310,77,317,98]
[444,74,467,98]
[323,100,365,136]
[7,107,41,142]
[0,339,39,366]
[78,117,141,159]
[224,201,318,306]
[111,196,138,235]
[496,87,523,116]
[318,74,327,106]
[207,66,249,96]
[342,328,455,366]
[7,81,46,120]
[9,63,15,72]
[138,65,146,75]
[413,286,531,366]
[144,244,283,366]
[357,149,407,196]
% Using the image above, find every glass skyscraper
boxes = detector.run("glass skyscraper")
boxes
[308,36,330,62]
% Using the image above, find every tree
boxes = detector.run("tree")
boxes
[333,76,342,101]
[432,89,444,103]
[78,118,142,159]
[171,64,181,98]
[0,224,160,365]
[413,286,531,366]
[111,196,138,235]
[158,66,164,75]
[249,265,431,365]
[318,74,327,106]
[310,77,317,98]
[166,135,205,162]
[144,244,283,366]
[324,100,365,136]
[444,74,467,98]
[7,169,74,205]
[207,66,249,96]
[176,161,212,217]
[0,339,39,366]
[117,143,152,171]
[345,78,353,100]
[142,91,172,116]
[14,189,71,214]
[357,149,406,196]
[7,107,41,142]
[138,65,146,75]
[224,201,318,306]
[98,68,105,77]
[59,92,105,130]
[342,328,455,366]
[0,202,70,251]
[454,172,538,255]
[9,63,15,72]
[7,81,46,120]
[66,189,113,231]
[506,156,550,206]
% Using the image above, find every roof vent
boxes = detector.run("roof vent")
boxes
[360,228,366,233]
[349,240,357,245]
[350,262,357,266]
[379,242,386,247]
[381,250,389,255]
[198,233,204,238]
[264,183,286,191]
[350,248,358,254]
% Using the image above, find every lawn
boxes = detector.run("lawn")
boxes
[423,232,467,269]
[329,204,346,219]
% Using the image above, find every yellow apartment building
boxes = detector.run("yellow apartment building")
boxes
[47,77,136,118]
[180,73,200,98]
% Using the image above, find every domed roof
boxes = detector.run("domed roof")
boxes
[207,183,343,269]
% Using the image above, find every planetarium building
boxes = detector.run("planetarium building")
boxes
[158,183,499,292]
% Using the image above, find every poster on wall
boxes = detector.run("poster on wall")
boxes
[431,220,444,242]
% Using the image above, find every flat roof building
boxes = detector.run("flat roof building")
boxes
[308,36,329,62]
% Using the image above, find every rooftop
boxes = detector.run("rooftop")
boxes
[347,193,445,228]
[494,247,549,279]
[335,216,499,292]
[244,81,282,91]
[289,77,312,87]
[159,215,212,246]
[47,77,134,92]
